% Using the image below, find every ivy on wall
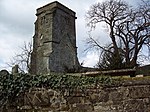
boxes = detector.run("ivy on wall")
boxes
[0,72,112,108]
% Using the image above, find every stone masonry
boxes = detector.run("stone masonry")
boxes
[4,78,150,112]
[31,1,80,74]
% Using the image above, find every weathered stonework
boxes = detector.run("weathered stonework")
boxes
[31,1,80,74]
[4,79,150,112]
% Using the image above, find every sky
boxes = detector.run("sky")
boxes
[0,0,146,70]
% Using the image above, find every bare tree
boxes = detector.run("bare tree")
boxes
[139,0,150,57]
[86,0,150,69]
[8,42,32,73]
[115,0,150,67]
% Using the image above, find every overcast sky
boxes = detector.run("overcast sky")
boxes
[0,0,143,70]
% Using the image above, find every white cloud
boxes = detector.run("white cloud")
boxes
[0,0,144,70]
[0,0,101,70]
[0,23,31,69]
[79,52,99,67]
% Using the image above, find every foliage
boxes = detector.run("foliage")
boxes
[97,44,125,70]
[0,72,112,108]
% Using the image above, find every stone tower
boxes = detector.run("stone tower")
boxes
[31,1,80,74]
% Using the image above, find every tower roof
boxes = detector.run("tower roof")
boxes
[36,1,76,17]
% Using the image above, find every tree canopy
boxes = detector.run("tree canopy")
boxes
[86,0,150,70]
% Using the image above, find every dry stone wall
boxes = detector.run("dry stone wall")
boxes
[5,79,150,112]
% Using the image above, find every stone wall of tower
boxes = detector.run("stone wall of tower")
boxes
[31,1,80,74]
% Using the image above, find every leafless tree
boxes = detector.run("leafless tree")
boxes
[86,0,150,69]
[8,42,32,73]
[116,0,150,67]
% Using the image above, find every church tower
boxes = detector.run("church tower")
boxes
[31,1,80,74]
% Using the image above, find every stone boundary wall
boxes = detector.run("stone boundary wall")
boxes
[4,79,150,112]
